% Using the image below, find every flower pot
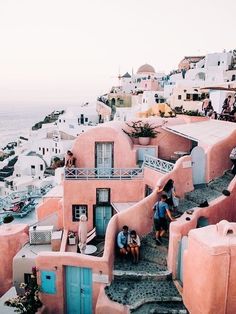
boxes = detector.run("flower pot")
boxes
[138,137,150,145]
[69,237,76,245]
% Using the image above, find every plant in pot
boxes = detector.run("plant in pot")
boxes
[68,231,76,245]
[3,214,14,231]
[123,120,160,145]
[5,266,42,313]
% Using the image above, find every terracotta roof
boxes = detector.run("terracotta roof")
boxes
[137,64,155,74]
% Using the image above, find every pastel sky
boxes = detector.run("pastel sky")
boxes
[0,0,235,106]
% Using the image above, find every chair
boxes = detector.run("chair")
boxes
[86,227,96,244]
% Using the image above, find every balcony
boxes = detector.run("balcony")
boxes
[64,167,144,180]
[143,155,174,173]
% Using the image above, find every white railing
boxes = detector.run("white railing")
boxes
[143,155,174,173]
[65,167,144,180]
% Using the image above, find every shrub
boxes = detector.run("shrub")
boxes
[5,267,42,313]
[3,214,14,224]
[123,120,161,138]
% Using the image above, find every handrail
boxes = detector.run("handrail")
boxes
[143,155,174,173]
[65,167,143,180]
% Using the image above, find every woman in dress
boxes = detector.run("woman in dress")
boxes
[162,179,179,213]
[128,230,141,264]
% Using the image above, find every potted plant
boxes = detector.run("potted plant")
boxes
[5,267,42,313]
[3,214,14,231]
[68,231,76,245]
[123,120,160,145]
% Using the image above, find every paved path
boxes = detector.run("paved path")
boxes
[105,171,234,313]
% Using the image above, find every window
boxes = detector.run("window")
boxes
[46,148,49,152]
[72,205,88,221]
[55,149,57,153]
[55,143,57,147]
[186,94,191,100]
[85,117,88,122]
[218,61,220,66]
[96,188,110,204]
[193,94,199,101]
[40,164,43,171]
[178,95,182,100]
[39,147,41,151]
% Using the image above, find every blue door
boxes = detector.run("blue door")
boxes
[65,266,92,314]
[95,206,112,236]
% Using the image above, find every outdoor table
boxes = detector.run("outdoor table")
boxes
[84,245,97,255]
[174,151,188,158]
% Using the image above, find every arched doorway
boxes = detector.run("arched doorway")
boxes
[191,146,206,185]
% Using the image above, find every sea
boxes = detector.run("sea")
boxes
[0,103,69,149]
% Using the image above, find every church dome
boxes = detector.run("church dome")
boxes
[137,64,155,74]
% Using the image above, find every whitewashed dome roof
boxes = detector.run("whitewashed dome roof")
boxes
[137,64,155,74]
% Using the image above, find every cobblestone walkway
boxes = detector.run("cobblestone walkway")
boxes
[178,171,233,213]
[105,172,234,313]
[105,234,187,313]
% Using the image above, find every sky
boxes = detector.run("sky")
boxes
[0,0,236,107]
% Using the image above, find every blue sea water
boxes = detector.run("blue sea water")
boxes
[0,104,66,148]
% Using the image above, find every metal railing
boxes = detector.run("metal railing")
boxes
[65,167,144,180]
[143,155,174,173]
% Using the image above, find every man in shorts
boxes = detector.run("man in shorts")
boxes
[117,225,130,259]
[153,194,175,245]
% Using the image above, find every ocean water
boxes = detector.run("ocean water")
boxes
[0,104,66,149]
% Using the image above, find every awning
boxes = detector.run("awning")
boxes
[111,202,137,213]
[164,120,236,146]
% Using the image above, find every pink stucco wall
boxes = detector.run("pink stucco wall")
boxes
[96,285,129,314]
[156,156,194,198]
[183,221,236,314]
[151,129,192,160]
[37,198,63,229]
[0,224,29,296]
[72,124,136,169]
[206,129,236,182]
[36,251,112,314]
[168,176,236,278]
[63,179,144,231]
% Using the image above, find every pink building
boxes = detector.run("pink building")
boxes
[1,116,236,313]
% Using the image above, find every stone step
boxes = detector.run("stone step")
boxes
[114,259,168,273]
[113,269,171,281]
[178,198,198,213]
[131,301,187,313]
[105,279,182,308]
[185,187,221,204]
[208,175,232,192]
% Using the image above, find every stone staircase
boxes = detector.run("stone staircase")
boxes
[105,233,187,313]
[178,171,234,213]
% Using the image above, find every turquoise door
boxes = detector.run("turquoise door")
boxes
[65,266,92,314]
[95,206,112,236]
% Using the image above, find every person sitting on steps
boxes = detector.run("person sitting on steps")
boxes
[128,230,141,264]
[117,225,130,260]
[153,194,175,245]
